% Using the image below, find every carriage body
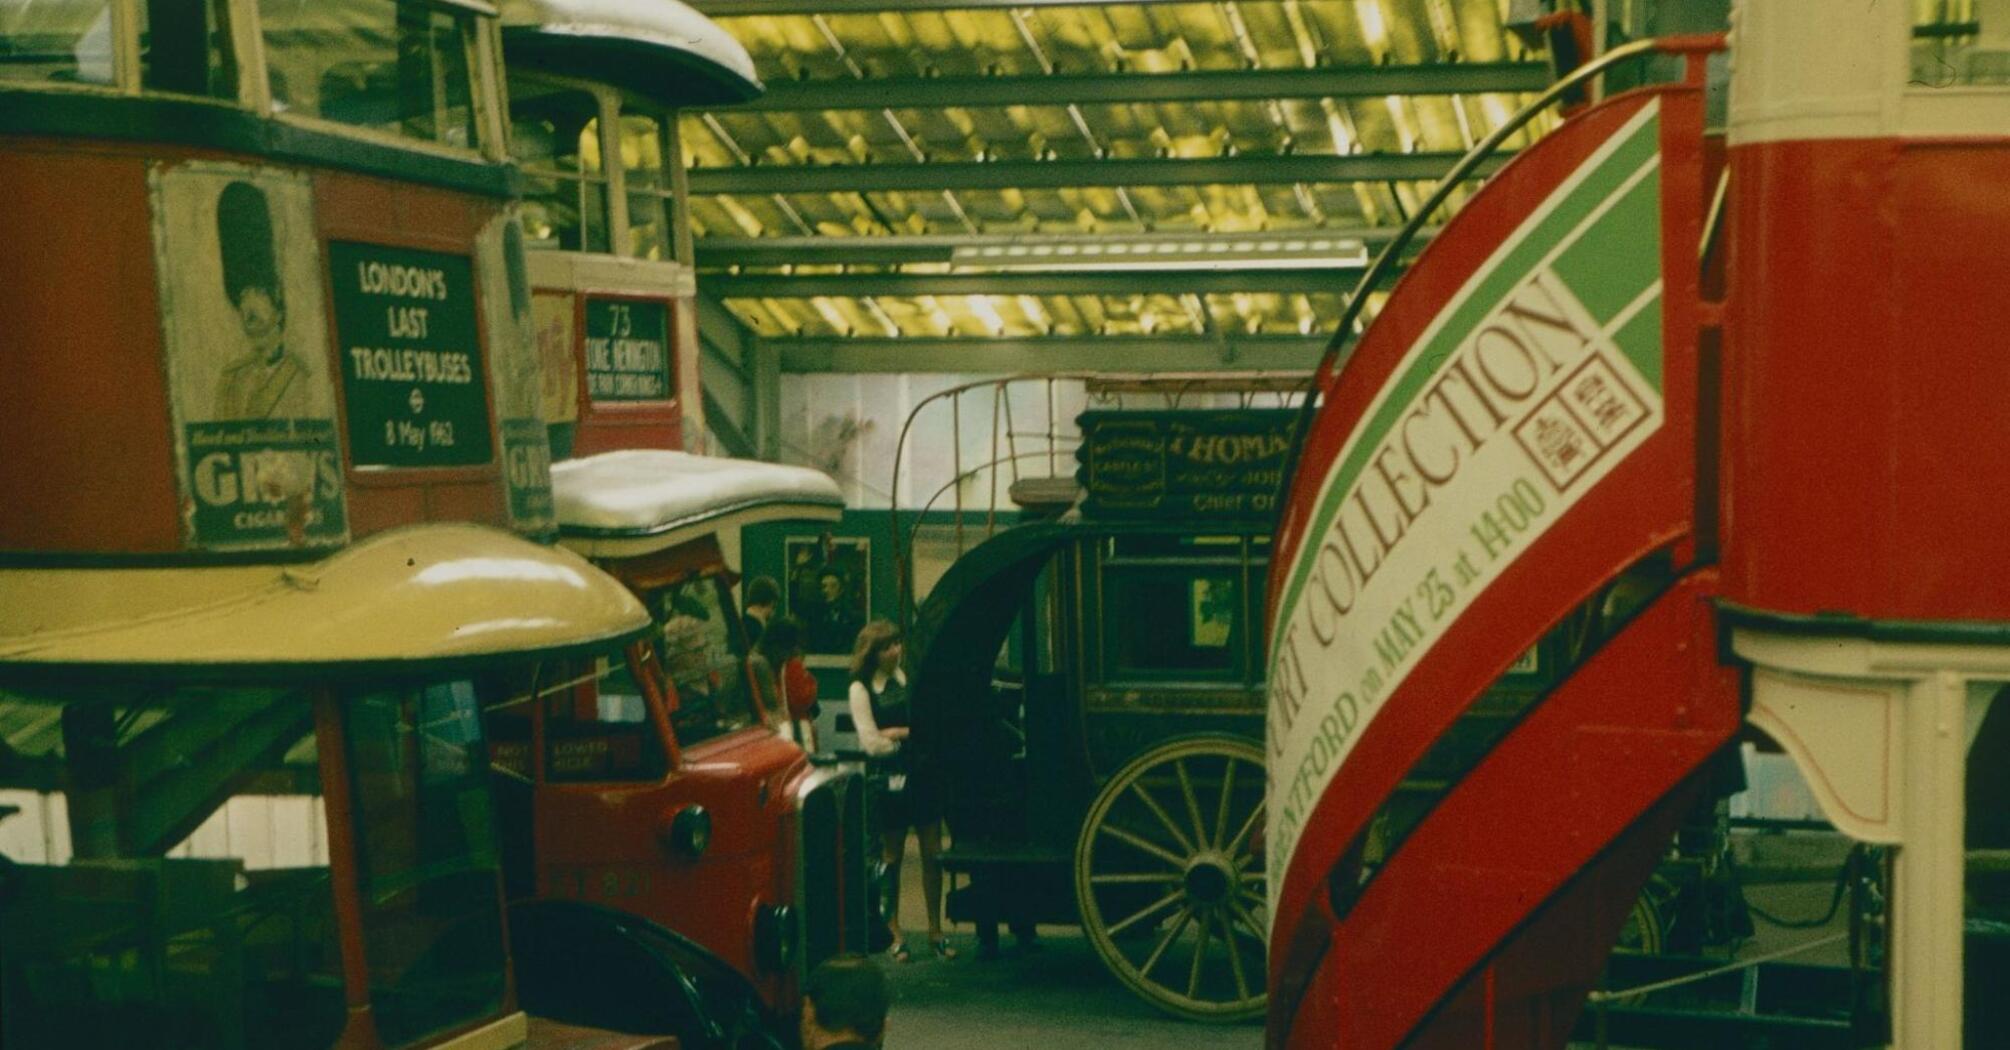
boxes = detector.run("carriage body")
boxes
[907,408,1285,1021]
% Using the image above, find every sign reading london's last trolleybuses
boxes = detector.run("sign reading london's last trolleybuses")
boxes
[1265,104,1670,916]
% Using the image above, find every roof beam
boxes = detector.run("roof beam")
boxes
[770,334,1327,374]
[695,0,1215,14]
[718,62,1549,112]
[688,151,1501,194]
[710,267,1363,298]
[694,294,751,374]
[696,226,1434,268]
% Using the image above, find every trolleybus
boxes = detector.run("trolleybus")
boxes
[0,1,786,1046]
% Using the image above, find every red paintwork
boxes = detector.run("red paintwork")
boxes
[532,711,808,1006]
[1269,83,1708,1038]
[0,139,522,554]
[1285,572,1738,1048]
[540,289,688,456]
[0,142,184,553]
[1721,137,2010,621]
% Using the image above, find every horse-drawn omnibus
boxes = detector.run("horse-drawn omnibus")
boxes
[0,1,791,1045]
[890,386,1290,1022]
[1266,4,2008,1046]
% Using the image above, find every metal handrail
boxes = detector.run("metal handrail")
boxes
[1272,33,1726,521]
[886,370,1309,633]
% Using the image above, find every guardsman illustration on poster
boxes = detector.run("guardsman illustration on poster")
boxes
[152,163,348,551]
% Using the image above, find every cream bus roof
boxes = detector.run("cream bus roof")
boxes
[552,449,843,558]
[0,524,649,673]
[500,0,762,106]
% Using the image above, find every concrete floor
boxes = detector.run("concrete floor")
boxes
[873,836,1859,1048]
[878,838,1262,1049]
[880,930,1263,1049]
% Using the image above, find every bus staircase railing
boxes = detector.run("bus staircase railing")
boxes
[1265,32,1734,1050]
[886,372,1305,634]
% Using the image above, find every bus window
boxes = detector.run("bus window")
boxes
[618,112,674,261]
[141,0,236,98]
[654,576,762,748]
[341,677,507,1048]
[0,1,117,86]
[0,684,344,1050]
[508,78,610,252]
[259,0,482,150]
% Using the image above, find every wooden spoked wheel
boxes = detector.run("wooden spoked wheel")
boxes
[1074,735,1267,1022]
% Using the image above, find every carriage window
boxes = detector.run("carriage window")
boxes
[509,78,611,252]
[619,112,675,260]
[0,1,116,86]
[654,576,762,748]
[259,0,482,150]
[342,677,507,1047]
[0,684,343,1050]
[1103,569,1243,680]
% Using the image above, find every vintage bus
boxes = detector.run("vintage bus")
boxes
[486,0,878,1016]
[1266,3,2008,1047]
[0,1,782,1046]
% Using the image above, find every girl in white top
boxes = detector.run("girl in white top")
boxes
[848,620,955,962]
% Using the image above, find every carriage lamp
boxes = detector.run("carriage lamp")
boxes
[754,902,798,972]
[662,804,712,859]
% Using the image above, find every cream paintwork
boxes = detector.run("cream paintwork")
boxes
[1728,0,2010,145]
[497,0,762,95]
[1733,628,2005,1050]
[433,1011,528,1050]
[551,449,843,558]
[0,524,648,667]
[527,251,698,300]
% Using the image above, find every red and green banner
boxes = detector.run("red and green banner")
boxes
[1266,102,1671,913]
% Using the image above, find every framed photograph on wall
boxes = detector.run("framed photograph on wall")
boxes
[785,534,870,665]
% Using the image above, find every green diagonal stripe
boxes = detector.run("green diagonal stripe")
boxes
[1273,109,1663,640]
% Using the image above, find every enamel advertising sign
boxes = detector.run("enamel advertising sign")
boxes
[151,162,348,551]
[1265,103,1670,921]
[478,212,557,538]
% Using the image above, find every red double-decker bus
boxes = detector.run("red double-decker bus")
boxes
[483,0,876,1021]
[1267,4,2008,1047]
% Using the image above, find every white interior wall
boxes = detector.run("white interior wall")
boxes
[778,373,1094,512]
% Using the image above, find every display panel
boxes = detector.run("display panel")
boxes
[329,240,493,469]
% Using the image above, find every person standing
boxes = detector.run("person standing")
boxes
[742,575,780,647]
[799,954,889,1049]
[749,615,814,747]
[848,620,955,962]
